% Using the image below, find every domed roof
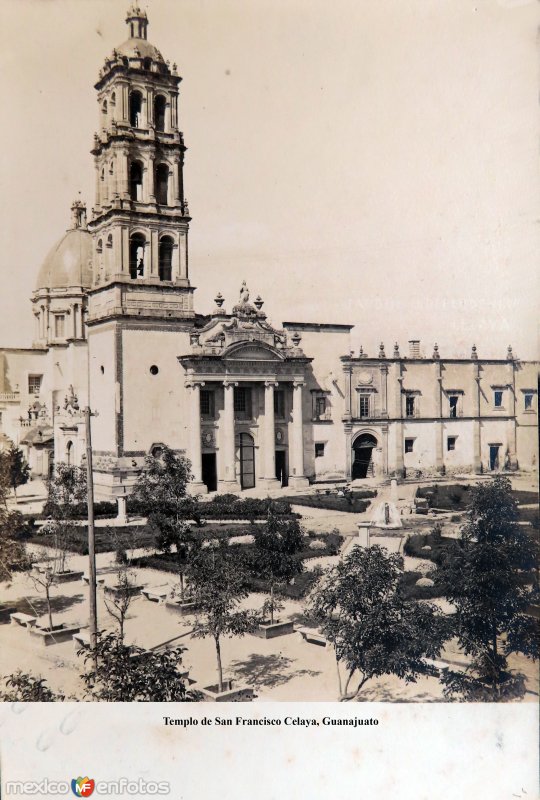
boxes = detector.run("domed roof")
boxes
[35,228,93,292]
[116,37,165,63]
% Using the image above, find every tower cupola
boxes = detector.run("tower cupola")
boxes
[126,5,149,40]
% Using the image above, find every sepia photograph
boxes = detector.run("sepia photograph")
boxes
[0,0,538,792]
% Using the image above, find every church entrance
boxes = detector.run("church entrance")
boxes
[201,453,217,492]
[275,450,288,487]
[238,433,255,489]
[352,433,377,479]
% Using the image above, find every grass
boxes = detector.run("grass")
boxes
[281,490,374,514]
[404,530,455,565]
[416,484,472,511]
[398,571,447,600]
[21,522,262,555]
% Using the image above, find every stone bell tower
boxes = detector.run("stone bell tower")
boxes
[87,4,195,322]
[86,8,198,499]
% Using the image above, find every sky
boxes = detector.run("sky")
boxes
[0,0,538,359]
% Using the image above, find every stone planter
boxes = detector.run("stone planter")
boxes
[165,599,198,616]
[55,570,85,584]
[29,623,82,647]
[253,620,295,639]
[0,605,17,624]
[103,584,143,599]
[199,680,254,702]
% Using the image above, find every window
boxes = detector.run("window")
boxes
[28,375,42,395]
[447,436,457,451]
[154,95,166,132]
[274,389,285,419]
[315,443,325,458]
[55,315,65,338]
[359,394,370,418]
[404,438,414,453]
[149,365,159,375]
[129,233,146,279]
[129,161,143,202]
[158,236,173,281]
[129,90,142,127]
[448,395,459,418]
[312,394,328,421]
[234,387,252,420]
[524,393,534,411]
[155,163,169,205]
[200,390,215,419]
[405,395,416,418]
[494,390,504,408]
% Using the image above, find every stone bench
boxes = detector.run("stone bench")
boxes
[81,574,106,585]
[297,626,329,648]
[73,630,91,649]
[10,612,38,628]
[142,587,170,604]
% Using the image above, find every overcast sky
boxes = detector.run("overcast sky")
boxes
[0,0,538,359]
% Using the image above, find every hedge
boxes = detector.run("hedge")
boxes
[398,571,447,600]
[404,530,456,565]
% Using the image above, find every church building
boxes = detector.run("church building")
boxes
[0,7,537,499]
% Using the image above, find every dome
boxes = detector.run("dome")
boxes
[35,228,93,292]
[116,37,165,63]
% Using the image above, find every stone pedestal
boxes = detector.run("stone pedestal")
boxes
[357,523,371,548]
[116,495,128,522]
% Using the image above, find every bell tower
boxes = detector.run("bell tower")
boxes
[87,5,195,322]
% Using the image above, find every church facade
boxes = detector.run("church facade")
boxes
[0,7,537,499]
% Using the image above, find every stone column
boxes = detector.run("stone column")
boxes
[94,161,101,210]
[472,362,482,473]
[218,381,241,492]
[71,304,77,339]
[289,381,309,488]
[380,365,388,417]
[172,160,181,206]
[148,156,155,202]
[434,362,444,474]
[507,360,518,469]
[394,365,405,478]
[343,366,352,421]
[262,381,281,489]
[187,381,208,495]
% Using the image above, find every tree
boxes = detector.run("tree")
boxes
[46,463,87,519]
[252,505,304,624]
[29,544,66,630]
[6,441,30,500]
[435,476,539,700]
[308,544,448,701]
[0,671,63,702]
[188,541,259,693]
[80,632,199,701]
[132,447,198,600]
[0,453,30,582]
[104,563,139,642]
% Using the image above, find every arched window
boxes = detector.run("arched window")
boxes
[106,233,113,248]
[155,163,169,205]
[154,95,166,132]
[159,236,174,281]
[129,161,143,201]
[129,90,143,127]
[66,441,73,466]
[129,233,146,279]
[97,239,103,253]
[111,92,116,106]
[102,99,108,116]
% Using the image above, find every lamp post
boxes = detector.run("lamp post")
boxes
[84,406,98,662]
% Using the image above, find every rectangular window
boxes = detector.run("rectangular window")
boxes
[28,375,42,395]
[200,390,215,419]
[234,387,252,420]
[55,314,65,338]
[448,395,459,418]
[404,438,414,453]
[494,390,503,408]
[447,436,457,451]
[405,396,416,418]
[313,395,327,420]
[274,390,285,419]
[359,395,370,418]
[315,442,325,458]
[524,393,534,411]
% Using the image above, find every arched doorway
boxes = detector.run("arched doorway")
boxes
[237,433,255,490]
[66,440,73,466]
[352,433,377,479]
